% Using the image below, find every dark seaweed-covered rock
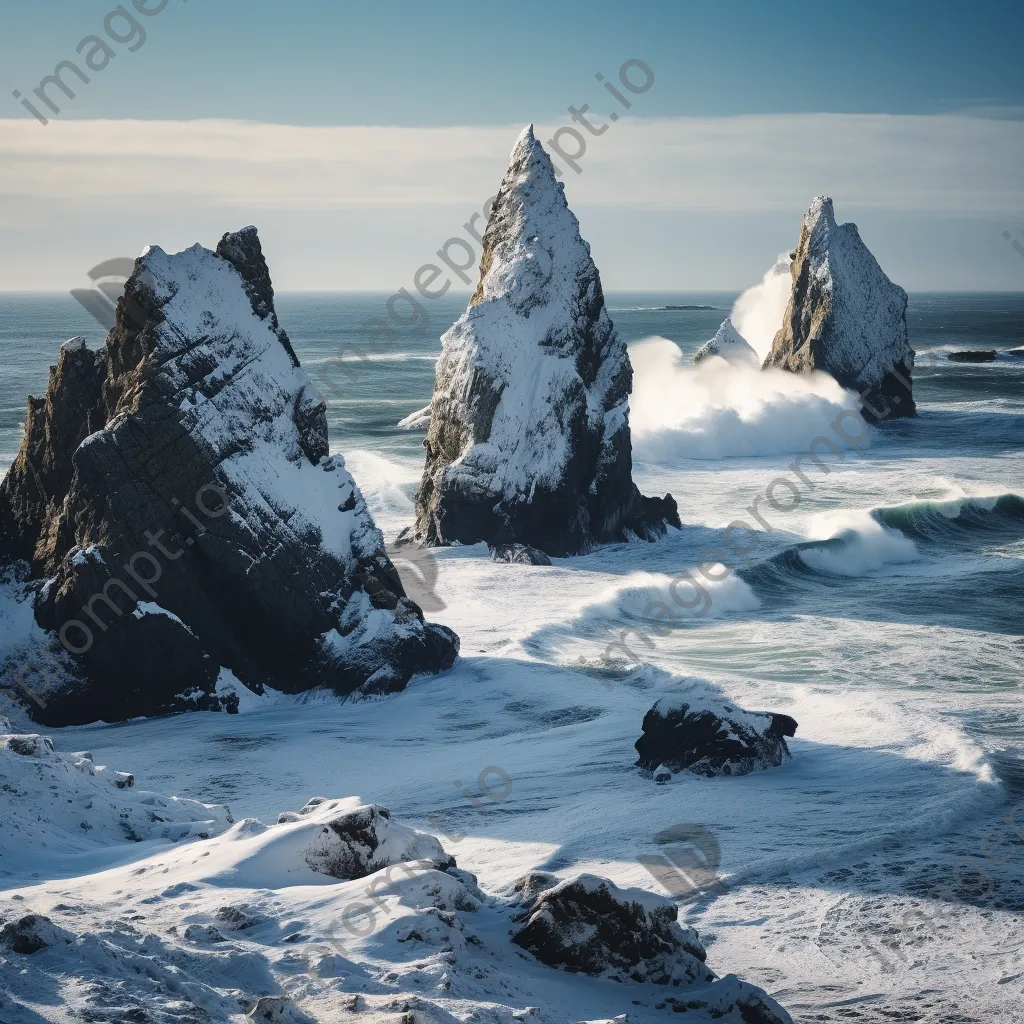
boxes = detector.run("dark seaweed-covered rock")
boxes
[0,227,458,725]
[413,126,678,556]
[635,697,797,777]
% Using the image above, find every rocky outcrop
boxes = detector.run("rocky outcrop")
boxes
[0,227,458,724]
[511,873,711,984]
[763,197,915,422]
[692,318,759,367]
[0,914,72,955]
[635,697,797,777]
[509,872,792,1021]
[491,543,552,566]
[297,801,453,880]
[412,125,679,556]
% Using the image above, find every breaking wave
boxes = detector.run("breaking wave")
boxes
[628,336,868,461]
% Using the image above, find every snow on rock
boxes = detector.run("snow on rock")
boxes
[0,226,458,724]
[396,404,431,430]
[692,318,760,368]
[0,729,232,870]
[510,873,792,1021]
[300,802,454,880]
[0,795,794,1024]
[763,197,915,422]
[511,872,710,984]
[413,125,679,556]
[0,914,73,955]
[634,696,798,777]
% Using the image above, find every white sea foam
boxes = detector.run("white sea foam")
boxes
[729,252,792,361]
[573,569,761,628]
[798,510,921,576]
[628,336,868,461]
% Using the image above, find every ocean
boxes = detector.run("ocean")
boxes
[1,291,1023,1021]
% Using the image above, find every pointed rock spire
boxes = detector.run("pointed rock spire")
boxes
[763,196,915,421]
[413,126,678,555]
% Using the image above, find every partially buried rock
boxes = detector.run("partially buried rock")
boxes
[302,802,453,880]
[635,696,797,777]
[510,872,794,1021]
[692,318,760,368]
[763,196,915,422]
[511,873,711,985]
[0,914,71,955]
[491,543,552,566]
[413,125,679,556]
[0,226,458,724]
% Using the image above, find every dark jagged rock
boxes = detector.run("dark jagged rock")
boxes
[0,228,458,725]
[0,339,106,564]
[763,197,916,423]
[412,125,679,556]
[491,543,552,566]
[511,873,711,984]
[635,697,797,777]
[948,350,997,363]
[508,872,793,1020]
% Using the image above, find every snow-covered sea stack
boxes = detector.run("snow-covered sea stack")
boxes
[412,125,679,556]
[692,317,760,367]
[0,227,458,724]
[763,197,915,421]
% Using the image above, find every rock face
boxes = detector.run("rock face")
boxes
[0,227,458,725]
[413,125,679,556]
[692,318,760,367]
[511,873,711,985]
[763,197,915,421]
[635,697,797,777]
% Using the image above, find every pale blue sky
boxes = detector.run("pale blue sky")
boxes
[0,0,1022,290]
[2,0,1023,123]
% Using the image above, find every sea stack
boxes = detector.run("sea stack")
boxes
[763,197,915,421]
[692,318,760,367]
[413,125,679,556]
[0,227,458,725]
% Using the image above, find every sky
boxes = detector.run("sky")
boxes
[0,0,1022,290]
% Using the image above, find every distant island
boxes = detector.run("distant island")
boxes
[663,304,718,310]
